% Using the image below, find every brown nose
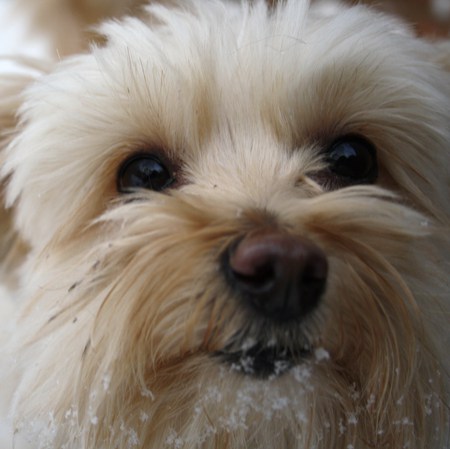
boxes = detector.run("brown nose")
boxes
[224,231,328,322]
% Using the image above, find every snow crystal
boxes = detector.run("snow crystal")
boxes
[90,415,98,426]
[63,407,79,428]
[393,417,413,427]
[314,347,330,361]
[141,388,155,400]
[231,355,255,374]
[218,408,250,432]
[295,410,308,424]
[291,364,312,384]
[166,430,184,449]
[348,383,360,401]
[347,414,358,425]
[241,337,257,351]
[88,397,99,426]
[272,360,291,378]
[269,395,289,411]
[27,413,59,449]
[102,373,112,391]
[117,423,141,448]
[196,424,217,444]
[366,394,376,409]
[203,386,223,403]
[401,417,413,426]
[127,429,140,447]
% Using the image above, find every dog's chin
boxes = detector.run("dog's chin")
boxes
[216,341,312,379]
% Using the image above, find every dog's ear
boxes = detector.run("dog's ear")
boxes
[0,73,26,284]
[0,69,30,267]
[1,77,23,147]
[0,57,49,155]
[0,57,46,151]
[0,59,47,283]
[0,74,31,149]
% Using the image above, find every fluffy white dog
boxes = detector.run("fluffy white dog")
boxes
[0,1,449,448]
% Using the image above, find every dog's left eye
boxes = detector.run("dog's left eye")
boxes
[326,136,378,184]
[310,136,378,189]
[117,154,175,193]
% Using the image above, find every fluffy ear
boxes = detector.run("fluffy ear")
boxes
[0,73,26,286]
[0,74,29,145]
[0,56,50,156]
[0,59,47,286]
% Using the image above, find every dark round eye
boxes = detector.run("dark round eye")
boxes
[118,154,175,193]
[325,136,378,186]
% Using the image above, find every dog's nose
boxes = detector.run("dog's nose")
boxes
[224,231,328,322]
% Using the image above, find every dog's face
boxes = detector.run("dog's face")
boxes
[3,1,449,448]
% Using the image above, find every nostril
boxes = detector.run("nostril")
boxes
[229,257,277,295]
[224,231,328,322]
[297,253,328,317]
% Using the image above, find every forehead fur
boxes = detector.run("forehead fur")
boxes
[88,0,447,147]
[4,0,450,246]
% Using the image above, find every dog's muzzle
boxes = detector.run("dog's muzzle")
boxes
[218,230,328,377]
[223,230,328,323]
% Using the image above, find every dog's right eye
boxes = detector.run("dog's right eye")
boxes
[117,154,175,193]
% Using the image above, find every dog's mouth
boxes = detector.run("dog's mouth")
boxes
[216,340,312,378]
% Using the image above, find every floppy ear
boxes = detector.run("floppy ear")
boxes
[1,57,53,164]
[0,73,28,285]
[0,74,29,145]
[0,57,51,152]
[0,59,48,284]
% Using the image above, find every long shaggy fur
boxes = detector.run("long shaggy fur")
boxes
[0,1,449,448]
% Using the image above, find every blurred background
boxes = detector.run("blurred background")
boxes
[0,0,449,67]
[0,0,450,34]
[358,0,450,37]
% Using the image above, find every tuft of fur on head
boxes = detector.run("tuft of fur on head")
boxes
[0,1,449,449]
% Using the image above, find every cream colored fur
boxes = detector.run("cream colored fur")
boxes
[0,1,449,448]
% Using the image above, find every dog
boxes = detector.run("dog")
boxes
[0,0,449,448]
